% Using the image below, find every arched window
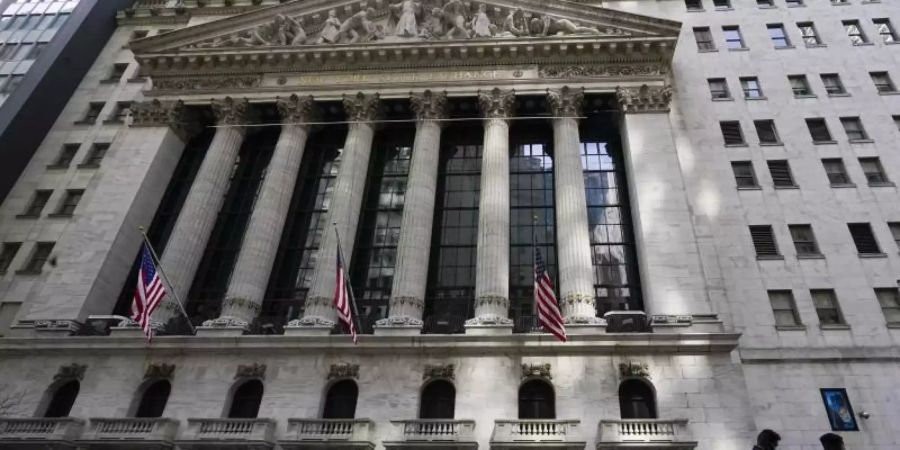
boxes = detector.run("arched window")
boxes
[228,379,263,419]
[43,380,79,418]
[618,379,657,419]
[322,380,358,419]
[420,380,455,419]
[518,379,555,419]
[135,380,171,418]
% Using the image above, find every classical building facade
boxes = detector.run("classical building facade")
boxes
[0,0,898,449]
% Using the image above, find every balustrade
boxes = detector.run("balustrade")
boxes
[0,418,84,444]
[80,417,178,443]
[597,419,695,448]
[178,418,275,448]
[279,419,375,450]
[491,419,583,448]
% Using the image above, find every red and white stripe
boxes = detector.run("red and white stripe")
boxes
[130,244,167,341]
[534,248,567,342]
[334,243,358,343]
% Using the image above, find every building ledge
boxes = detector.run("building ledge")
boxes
[596,419,696,450]
[279,418,375,450]
[740,346,900,362]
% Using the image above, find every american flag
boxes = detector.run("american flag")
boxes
[130,243,167,340]
[534,247,567,342]
[334,240,358,343]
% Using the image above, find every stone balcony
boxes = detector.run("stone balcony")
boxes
[278,418,376,450]
[490,419,584,450]
[0,417,85,449]
[77,417,179,449]
[596,419,696,450]
[383,419,478,450]
[176,418,275,450]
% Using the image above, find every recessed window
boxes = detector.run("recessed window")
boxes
[848,223,881,254]
[0,45,16,62]
[685,0,703,10]
[875,288,900,324]
[519,379,555,419]
[26,43,46,60]
[754,120,781,144]
[694,27,716,51]
[12,43,34,61]
[797,22,821,45]
[619,379,657,419]
[78,102,105,125]
[768,160,796,187]
[51,144,79,168]
[840,117,868,141]
[873,18,897,43]
[323,379,358,419]
[134,380,171,418]
[228,379,263,419]
[0,74,23,94]
[80,143,109,168]
[820,74,847,95]
[106,101,131,123]
[822,158,851,185]
[708,78,730,99]
[889,222,900,250]
[812,289,845,325]
[105,63,128,82]
[54,189,83,216]
[789,75,813,96]
[720,121,745,145]
[786,0,803,5]
[859,157,889,184]
[870,71,896,93]
[43,379,79,418]
[806,118,833,143]
[768,24,791,48]
[789,224,821,256]
[843,20,868,44]
[420,380,456,419]
[0,242,22,274]
[832,0,849,4]
[750,225,780,257]
[723,26,746,49]
[757,0,774,6]
[893,115,900,133]
[712,0,731,8]
[21,190,52,217]
[740,77,763,98]
[769,290,801,326]
[731,161,758,188]
[20,242,54,274]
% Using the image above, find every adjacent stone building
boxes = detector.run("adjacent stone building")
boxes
[0,0,898,449]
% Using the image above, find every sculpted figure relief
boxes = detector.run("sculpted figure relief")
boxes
[318,10,342,43]
[470,3,496,37]
[337,8,382,43]
[531,15,601,36]
[390,0,420,37]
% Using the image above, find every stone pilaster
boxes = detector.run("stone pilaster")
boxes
[153,97,250,328]
[375,90,447,335]
[201,95,318,334]
[547,87,600,327]
[287,93,381,335]
[466,88,515,333]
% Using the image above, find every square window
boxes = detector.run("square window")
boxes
[789,75,813,96]
[893,115,900,133]
[757,0,774,5]
[0,74,22,94]
[129,30,149,43]
[786,0,804,5]
[812,289,845,325]
[889,222,900,250]
[843,20,868,44]
[19,242,54,274]
[720,121,745,145]
[708,78,730,99]
[806,118,833,142]
[848,223,881,254]
[870,71,896,93]
[106,101,131,123]
[822,158,851,185]
[875,288,900,324]
[750,225,780,257]
[0,242,22,274]
[685,0,703,10]
[768,160,796,187]
[789,224,820,256]
[723,26,746,49]
[798,22,821,45]
[26,43,46,60]
[859,157,889,184]
[694,27,715,51]
[54,189,83,216]
[80,143,109,167]
[873,18,897,43]
[105,63,128,82]
[768,24,791,47]
[52,144,79,168]
[821,74,846,95]
[840,117,868,141]
[712,0,731,8]
[755,120,781,144]
[769,290,801,326]
[21,190,51,217]
[79,102,105,124]
[731,161,758,188]
[832,0,849,4]
[740,77,763,98]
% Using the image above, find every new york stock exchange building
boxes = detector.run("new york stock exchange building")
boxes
[1,0,899,449]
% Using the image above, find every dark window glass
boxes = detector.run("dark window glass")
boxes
[713,0,731,9]
[870,72,896,93]
[53,144,79,168]
[708,78,730,99]
[822,158,850,185]
[731,161,758,188]
[619,379,657,419]
[55,189,83,216]
[107,63,128,81]
[720,121,745,145]
[0,74,23,93]
[26,43,46,60]
[806,118,832,142]
[767,160,796,187]
[848,223,881,254]
[228,379,263,419]
[798,22,821,45]
[135,380,171,418]
[859,157,889,184]
[757,0,773,6]
[420,380,455,419]
[44,380,79,418]
[812,289,845,325]
[108,102,131,123]
[685,0,703,10]
[518,380,555,419]
[788,75,812,96]
[81,143,109,167]
[22,242,54,273]
[840,117,868,141]
[0,242,21,273]
[23,190,51,216]
[821,74,846,95]
[875,288,900,324]
[769,290,801,326]
[0,45,16,62]
[750,225,780,257]
[693,27,715,50]
[323,380,358,419]
[754,120,780,144]
[789,225,820,256]
[80,102,104,124]
[130,30,149,42]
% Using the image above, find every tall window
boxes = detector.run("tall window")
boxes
[424,124,482,332]
[582,133,642,313]
[420,380,455,419]
[875,288,900,325]
[769,290,801,327]
[619,380,657,419]
[839,117,868,141]
[859,157,889,184]
[263,129,345,327]
[821,74,846,95]
[754,120,780,144]
[873,19,897,43]
[789,225,821,256]
[509,124,555,330]
[44,380,79,418]
[843,20,868,45]
[788,75,812,97]
[847,223,881,254]
[720,121,745,145]
[740,77,763,99]
[0,242,21,274]
[767,24,791,48]
[352,129,413,330]
[323,380,358,419]
[693,27,715,51]
[870,71,896,93]
[80,143,109,167]
[806,118,833,142]
[20,242,54,274]
[134,380,171,418]
[54,189,83,216]
[731,161,758,188]
[228,379,263,419]
[797,22,822,45]
[767,160,796,188]
[823,158,852,185]
[518,380,555,419]
[812,289,845,325]
[187,129,277,321]
[22,190,51,217]
[723,26,746,49]
[749,225,780,257]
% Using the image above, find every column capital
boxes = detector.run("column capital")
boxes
[131,99,199,140]
[211,96,252,126]
[276,94,319,124]
[615,84,673,113]
[547,86,584,117]
[342,92,382,123]
[477,88,515,119]
[410,90,448,122]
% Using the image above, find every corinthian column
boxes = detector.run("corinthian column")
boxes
[375,90,447,335]
[466,88,515,334]
[547,87,600,327]
[287,93,381,335]
[153,97,250,327]
[200,95,318,333]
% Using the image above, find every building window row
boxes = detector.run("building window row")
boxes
[768,287,900,328]
[732,157,891,189]
[15,187,84,219]
[0,11,69,33]
[686,0,882,10]
[718,115,886,146]
[748,221,900,259]
[46,142,108,169]
[693,19,897,51]
[0,240,54,275]
[708,72,895,100]
[0,41,47,61]
[74,101,132,125]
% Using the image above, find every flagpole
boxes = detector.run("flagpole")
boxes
[333,223,362,335]
[137,226,196,335]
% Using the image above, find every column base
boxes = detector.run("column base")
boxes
[283,317,335,336]
[32,320,81,336]
[465,315,513,335]
[196,317,249,336]
[564,322,608,336]
[373,316,423,336]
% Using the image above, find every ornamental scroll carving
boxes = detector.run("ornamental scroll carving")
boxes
[328,363,360,380]
[342,92,382,122]
[144,363,175,380]
[618,361,650,379]
[615,84,673,113]
[276,94,319,124]
[410,90,448,121]
[153,76,261,91]
[235,363,267,380]
[131,99,198,140]
[477,88,515,119]
[54,363,87,382]
[211,97,251,126]
[522,363,552,380]
[423,364,455,381]
[547,86,584,117]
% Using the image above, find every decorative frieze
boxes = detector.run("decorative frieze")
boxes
[423,364,455,381]
[153,76,261,91]
[615,84,673,113]
[619,361,650,379]
[547,86,584,117]
[328,363,360,380]
[477,88,516,119]
[144,363,175,380]
[409,90,448,122]
[521,363,552,380]
[54,364,87,382]
[211,96,251,126]
[235,363,267,380]
[276,94,318,124]
[539,64,665,79]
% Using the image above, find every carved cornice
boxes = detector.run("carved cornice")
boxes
[276,94,318,124]
[131,99,199,140]
[521,363,551,380]
[618,361,650,379]
[410,90,448,122]
[54,363,87,382]
[144,363,176,380]
[342,92,382,122]
[478,88,515,119]
[235,362,266,379]
[423,364,455,381]
[328,363,359,380]
[211,96,251,125]
[615,84,673,113]
[547,86,583,117]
